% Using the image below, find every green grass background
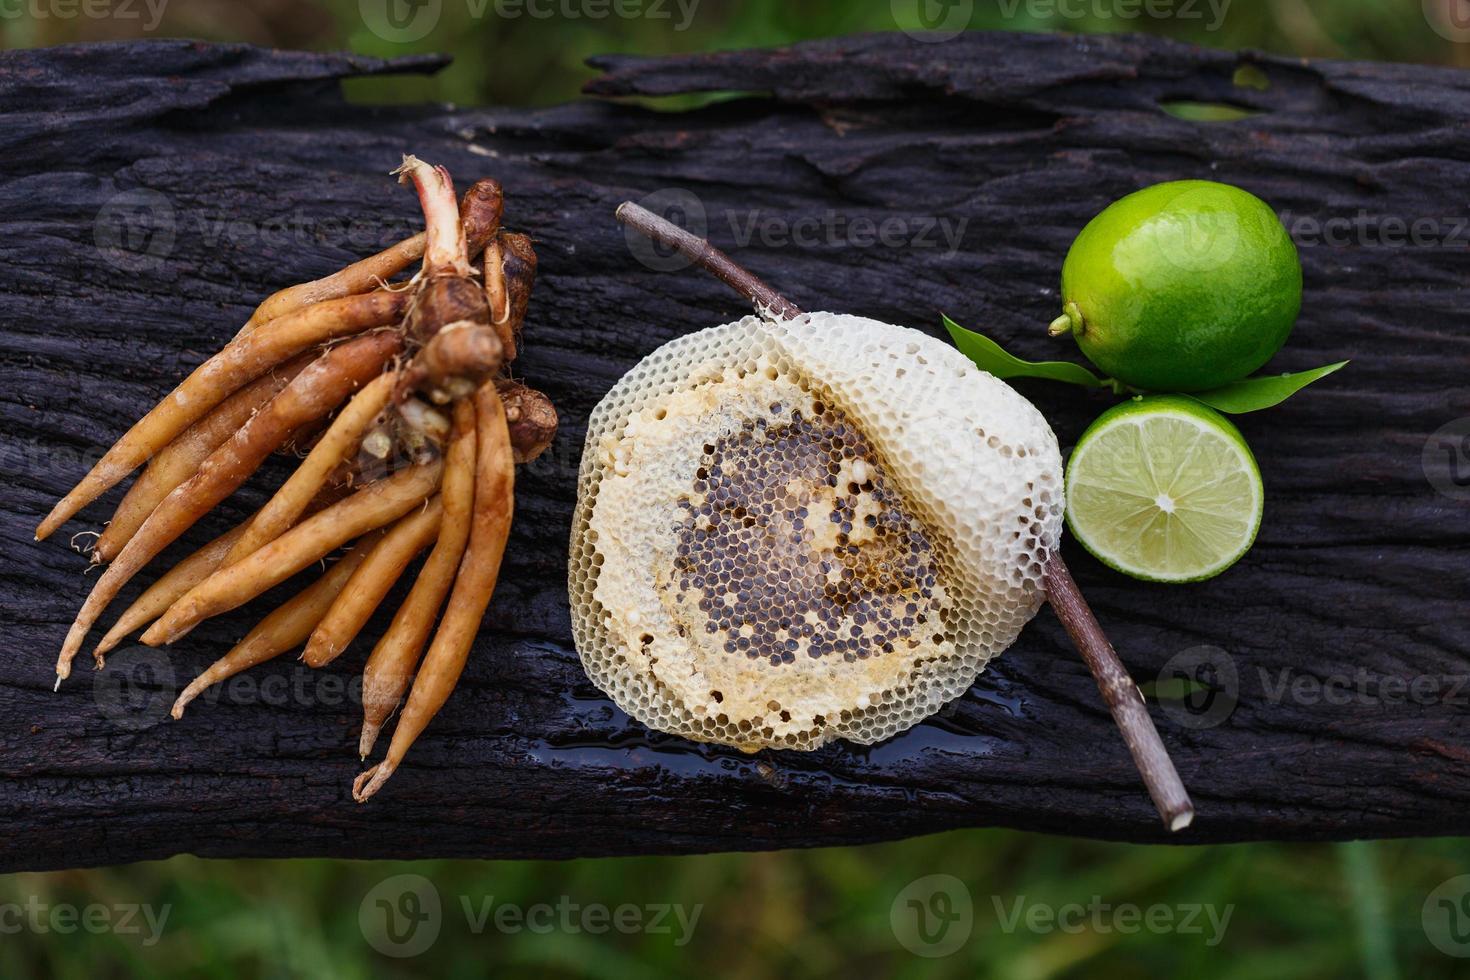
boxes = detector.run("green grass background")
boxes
[6,837,1470,977]
[4,1,1470,976]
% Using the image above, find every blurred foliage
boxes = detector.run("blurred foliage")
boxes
[4,832,1470,978]
[0,0,1467,105]
[3,2,1470,977]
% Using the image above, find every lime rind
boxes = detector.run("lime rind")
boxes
[1064,398,1263,583]
[1058,179,1302,393]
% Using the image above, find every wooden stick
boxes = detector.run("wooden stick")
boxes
[1043,557,1193,831]
[614,200,1194,832]
[614,202,802,319]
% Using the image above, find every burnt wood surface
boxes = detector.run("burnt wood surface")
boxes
[1,33,1467,872]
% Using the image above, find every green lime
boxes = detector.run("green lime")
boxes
[1065,395,1263,583]
[1050,180,1302,392]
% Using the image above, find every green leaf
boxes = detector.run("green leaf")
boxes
[942,315,1108,388]
[941,315,1347,412]
[1186,361,1349,414]
[1139,677,1215,702]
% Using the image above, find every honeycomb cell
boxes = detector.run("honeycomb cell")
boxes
[669,400,943,677]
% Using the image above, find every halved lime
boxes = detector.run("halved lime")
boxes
[1065,396,1263,583]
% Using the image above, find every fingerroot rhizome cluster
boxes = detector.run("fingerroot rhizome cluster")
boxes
[37,157,557,800]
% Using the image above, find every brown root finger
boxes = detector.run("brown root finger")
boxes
[225,370,397,566]
[459,178,504,256]
[497,380,559,465]
[277,414,334,457]
[54,332,403,682]
[295,179,499,350]
[94,518,251,661]
[97,473,357,660]
[497,231,538,349]
[359,399,477,758]
[93,357,311,563]
[171,529,386,718]
[303,497,442,668]
[354,384,513,802]
[144,459,443,646]
[392,400,450,452]
[37,290,408,542]
[238,233,426,338]
[403,276,490,345]
[395,155,468,279]
[481,232,537,358]
[396,323,504,404]
[482,238,509,344]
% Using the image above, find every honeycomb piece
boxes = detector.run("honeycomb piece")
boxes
[568,313,1064,751]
